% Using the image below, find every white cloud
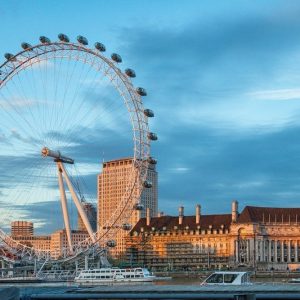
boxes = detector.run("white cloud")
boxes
[168,91,300,134]
[21,57,53,69]
[248,89,300,101]
[169,167,190,173]
[0,98,37,109]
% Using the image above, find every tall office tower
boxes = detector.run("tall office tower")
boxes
[97,157,157,257]
[11,221,34,237]
[77,202,97,232]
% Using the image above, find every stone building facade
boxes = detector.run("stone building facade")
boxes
[13,235,51,252]
[50,229,89,259]
[126,201,300,271]
[11,221,34,237]
[231,205,300,270]
[11,227,89,259]
[98,158,158,257]
[77,202,97,232]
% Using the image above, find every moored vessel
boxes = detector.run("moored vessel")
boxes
[201,271,252,285]
[75,267,156,285]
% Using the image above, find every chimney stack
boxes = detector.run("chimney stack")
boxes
[146,207,151,226]
[231,200,238,223]
[179,206,184,225]
[196,204,201,224]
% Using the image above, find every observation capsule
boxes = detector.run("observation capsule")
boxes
[111,53,122,63]
[136,87,147,96]
[21,42,32,50]
[39,36,51,44]
[125,68,136,78]
[122,223,132,231]
[106,240,117,247]
[147,157,157,165]
[77,35,88,45]
[143,181,153,188]
[95,42,106,52]
[133,203,144,211]
[4,53,15,61]
[144,109,154,117]
[148,132,158,141]
[58,33,70,43]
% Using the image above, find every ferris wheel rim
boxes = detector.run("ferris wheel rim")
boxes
[0,37,153,261]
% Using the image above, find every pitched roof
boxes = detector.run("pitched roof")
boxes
[237,206,300,223]
[131,214,232,233]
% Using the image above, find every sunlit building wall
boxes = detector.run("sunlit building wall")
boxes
[9,222,90,258]
[13,235,51,252]
[50,229,89,259]
[77,202,97,232]
[11,221,34,237]
[97,158,158,257]
[126,202,300,271]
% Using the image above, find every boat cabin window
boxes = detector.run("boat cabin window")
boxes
[241,273,249,284]
[224,274,237,283]
[206,273,223,284]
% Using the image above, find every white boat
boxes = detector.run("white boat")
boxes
[75,268,156,284]
[201,271,252,285]
[288,278,300,284]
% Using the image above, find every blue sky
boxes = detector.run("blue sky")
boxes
[2,0,300,233]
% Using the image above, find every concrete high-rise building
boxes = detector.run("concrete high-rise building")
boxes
[77,202,97,232]
[11,221,34,237]
[97,157,158,256]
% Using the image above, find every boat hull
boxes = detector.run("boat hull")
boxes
[75,276,156,285]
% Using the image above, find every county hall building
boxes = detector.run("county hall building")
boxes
[126,201,300,271]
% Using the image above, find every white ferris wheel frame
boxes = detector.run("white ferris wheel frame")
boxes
[0,39,151,262]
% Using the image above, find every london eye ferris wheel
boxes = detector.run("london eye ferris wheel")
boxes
[0,34,157,262]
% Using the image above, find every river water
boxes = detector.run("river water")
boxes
[0,276,295,298]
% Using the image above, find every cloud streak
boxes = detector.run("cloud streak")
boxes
[248,89,300,101]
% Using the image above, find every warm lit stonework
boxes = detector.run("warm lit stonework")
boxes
[11,221,34,237]
[126,201,300,271]
[98,158,158,257]
[50,229,89,259]
[13,235,51,252]
[10,222,89,259]
[77,202,97,232]
[11,221,51,253]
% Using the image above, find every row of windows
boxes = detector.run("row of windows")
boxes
[135,229,229,236]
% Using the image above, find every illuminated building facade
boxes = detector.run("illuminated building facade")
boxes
[10,222,89,258]
[98,158,158,256]
[13,235,51,252]
[77,202,97,232]
[11,221,34,237]
[50,229,89,259]
[126,202,300,271]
